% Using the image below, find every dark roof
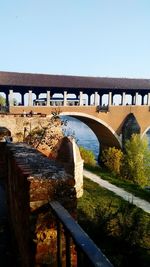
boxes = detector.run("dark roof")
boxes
[0,71,150,90]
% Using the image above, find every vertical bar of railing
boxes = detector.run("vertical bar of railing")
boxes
[57,220,62,267]
[77,248,84,267]
[50,201,113,267]
[65,231,71,267]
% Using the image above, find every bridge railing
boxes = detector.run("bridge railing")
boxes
[49,200,113,267]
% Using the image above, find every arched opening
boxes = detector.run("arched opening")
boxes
[0,93,7,112]
[0,127,11,141]
[113,94,121,105]
[125,94,132,105]
[13,93,21,106]
[82,93,88,106]
[142,127,150,149]
[60,113,121,163]
[122,113,140,147]
[61,116,99,161]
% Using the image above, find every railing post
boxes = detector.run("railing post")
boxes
[65,231,71,267]
[49,201,113,267]
[77,249,84,267]
[57,220,62,267]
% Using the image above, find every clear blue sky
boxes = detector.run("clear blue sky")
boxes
[0,0,150,78]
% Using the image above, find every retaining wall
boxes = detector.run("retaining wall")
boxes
[3,142,77,267]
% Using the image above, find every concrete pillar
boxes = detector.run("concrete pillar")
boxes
[108,92,112,106]
[122,92,126,106]
[63,91,67,106]
[47,90,50,106]
[94,92,99,106]
[79,91,83,106]
[147,93,150,105]
[9,90,14,106]
[135,92,138,105]
[28,90,32,106]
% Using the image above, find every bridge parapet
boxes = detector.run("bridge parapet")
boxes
[5,104,150,149]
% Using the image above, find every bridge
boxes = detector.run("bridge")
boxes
[1,71,150,153]
[1,71,150,266]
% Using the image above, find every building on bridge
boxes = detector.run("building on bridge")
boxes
[1,71,150,107]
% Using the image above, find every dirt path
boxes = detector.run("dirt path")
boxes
[83,169,150,214]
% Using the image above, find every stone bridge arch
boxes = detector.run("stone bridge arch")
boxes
[61,112,122,159]
[141,126,150,139]
[0,126,11,141]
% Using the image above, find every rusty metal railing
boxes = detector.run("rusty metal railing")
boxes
[49,201,113,267]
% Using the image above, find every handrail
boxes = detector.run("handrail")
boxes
[49,201,113,267]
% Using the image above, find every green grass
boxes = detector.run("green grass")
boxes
[84,164,150,202]
[77,177,150,267]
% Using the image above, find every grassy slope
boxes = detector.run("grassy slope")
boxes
[84,164,150,202]
[77,177,150,267]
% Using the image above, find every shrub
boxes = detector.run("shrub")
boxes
[78,178,150,267]
[123,134,150,187]
[79,146,96,166]
[102,147,123,175]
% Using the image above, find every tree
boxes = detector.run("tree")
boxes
[102,147,123,175]
[123,134,150,187]
[0,95,5,106]
[79,146,96,166]
[23,109,64,158]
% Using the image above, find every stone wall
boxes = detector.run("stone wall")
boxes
[0,142,7,179]
[56,136,83,198]
[0,114,63,144]
[5,142,77,267]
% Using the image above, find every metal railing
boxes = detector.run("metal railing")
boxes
[49,201,113,267]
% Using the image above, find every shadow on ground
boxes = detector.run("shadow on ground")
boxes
[0,180,18,267]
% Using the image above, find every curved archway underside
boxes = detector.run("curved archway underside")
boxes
[0,126,11,141]
[61,112,121,149]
